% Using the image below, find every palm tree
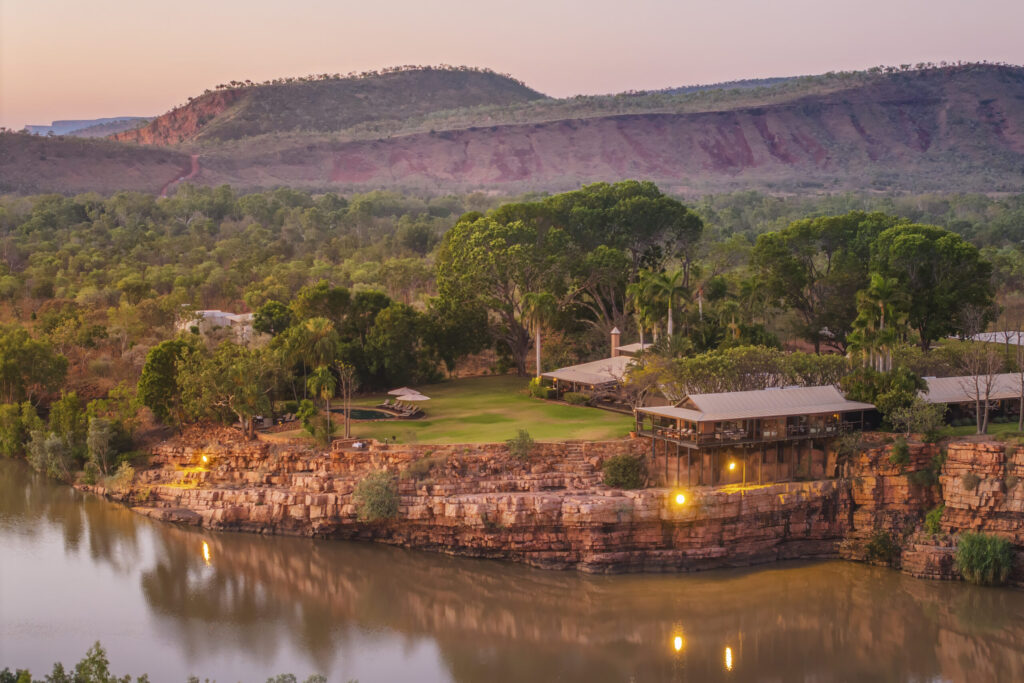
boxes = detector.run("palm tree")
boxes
[626,278,652,347]
[849,274,906,372]
[644,268,687,339]
[301,317,340,369]
[307,365,337,444]
[523,291,559,377]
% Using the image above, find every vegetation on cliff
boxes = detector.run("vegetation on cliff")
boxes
[955,532,1014,585]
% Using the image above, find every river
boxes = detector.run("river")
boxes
[2,461,1023,682]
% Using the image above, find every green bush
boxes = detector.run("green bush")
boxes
[602,454,647,489]
[956,532,1013,585]
[888,438,910,467]
[104,462,135,494]
[82,460,100,486]
[865,528,899,565]
[907,468,937,488]
[528,377,552,399]
[507,429,535,462]
[1004,474,1019,491]
[924,505,944,535]
[563,391,590,405]
[353,470,399,522]
[962,472,981,491]
[400,454,443,481]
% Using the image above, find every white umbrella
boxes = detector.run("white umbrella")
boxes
[387,387,416,396]
[399,392,430,401]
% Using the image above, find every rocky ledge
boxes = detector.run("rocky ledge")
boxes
[82,430,1024,581]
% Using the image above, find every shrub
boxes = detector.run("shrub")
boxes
[104,462,135,494]
[956,532,1013,586]
[924,505,944,535]
[908,468,937,488]
[563,392,590,405]
[353,470,399,522]
[602,454,647,489]
[82,460,100,485]
[865,528,899,565]
[888,398,946,439]
[528,377,551,399]
[962,472,981,491]
[296,399,317,433]
[888,438,910,467]
[1004,474,1019,491]
[400,454,443,481]
[507,429,534,462]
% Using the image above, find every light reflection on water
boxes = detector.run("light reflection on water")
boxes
[2,460,1023,682]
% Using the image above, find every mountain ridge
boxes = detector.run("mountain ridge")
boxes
[2,64,1023,196]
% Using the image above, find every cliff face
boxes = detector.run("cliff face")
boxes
[112,90,246,145]
[90,433,1024,580]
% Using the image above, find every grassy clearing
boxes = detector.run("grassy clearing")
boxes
[939,422,1024,439]
[339,375,633,444]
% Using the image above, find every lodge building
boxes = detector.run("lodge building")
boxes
[634,385,875,487]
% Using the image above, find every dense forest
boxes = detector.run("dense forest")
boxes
[0,182,1021,483]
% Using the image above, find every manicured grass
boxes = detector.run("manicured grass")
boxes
[939,421,1024,439]
[340,375,633,444]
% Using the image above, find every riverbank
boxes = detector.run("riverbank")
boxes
[79,429,1024,582]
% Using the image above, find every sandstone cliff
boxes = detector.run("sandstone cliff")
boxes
[85,431,1024,582]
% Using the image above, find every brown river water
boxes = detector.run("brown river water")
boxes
[2,461,1023,682]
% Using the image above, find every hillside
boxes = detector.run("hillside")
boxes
[3,64,1024,195]
[197,64,1024,194]
[23,116,149,137]
[113,67,546,144]
[0,133,191,195]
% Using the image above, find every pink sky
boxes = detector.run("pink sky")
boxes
[2,0,1022,130]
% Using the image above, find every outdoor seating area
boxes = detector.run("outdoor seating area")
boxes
[374,386,431,418]
[376,397,425,418]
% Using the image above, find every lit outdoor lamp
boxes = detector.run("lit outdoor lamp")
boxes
[673,492,686,506]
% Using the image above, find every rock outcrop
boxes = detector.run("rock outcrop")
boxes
[85,431,1024,582]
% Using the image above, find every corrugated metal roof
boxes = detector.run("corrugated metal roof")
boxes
[922,373,1023,404]
[615,342,653,355]
[637,385,874,422]
[970,331,1024,346]
[541,355,633,386]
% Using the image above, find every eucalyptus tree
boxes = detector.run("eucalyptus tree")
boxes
[870,224,995,350]
[436,216,569,376]
[751,211,902,353]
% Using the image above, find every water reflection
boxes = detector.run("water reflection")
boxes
[3,460,1024,682]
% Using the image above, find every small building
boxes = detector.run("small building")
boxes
[177,310,259,345]
[540,327,649,397]
[921,373,1023,421]
[967,331,1024,347]
[635,385,874,487]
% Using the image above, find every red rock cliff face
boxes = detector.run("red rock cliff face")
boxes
[88,435,1024,579]
[112,90,246,145]
[117,436,848,573]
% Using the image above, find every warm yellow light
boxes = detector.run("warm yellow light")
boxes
[202,541,211,566]
[201,455,209,464]
[728,461,736,471]
[725,646,733,671]
[673,635,683,652]
[675,493,686,505]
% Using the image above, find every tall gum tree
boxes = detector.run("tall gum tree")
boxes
[870,224,995,350]
[436,217,569,376]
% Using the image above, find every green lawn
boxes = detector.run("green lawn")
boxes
[337,375,633,444]
[939,421,1024,439]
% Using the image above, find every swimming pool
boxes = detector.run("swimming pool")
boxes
[329,408,395,420]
